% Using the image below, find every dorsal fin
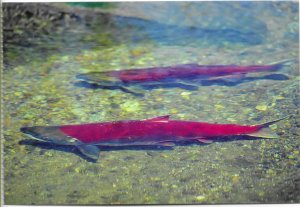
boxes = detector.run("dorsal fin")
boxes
[146,115,170,122]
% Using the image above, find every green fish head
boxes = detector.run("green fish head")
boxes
[76,72,122,87]
[20,126,80,145]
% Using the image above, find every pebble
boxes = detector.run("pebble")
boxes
[160,154,169,158]
[255,104,268,111]
[130,48,146,57]
[214,104,224,111]
[178,113,186,118]
[231,174,240,184]
[227,117,237,122]
[195,195,206,202]
[32,95,46,102]
[150,177,161,181]
[45,151,53,157]
[288,21,298,33]
[274,95,285,100]
[75,167,81,173]
[120,100,141,113]
[266,169,276,176]
[14,92,23,97]
[170,109,178,114]
[181,91,192,100]
[61,55,70,61]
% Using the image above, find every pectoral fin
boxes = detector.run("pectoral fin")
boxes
[119,86,144,97]
[196,138,213,143]
[77,144,100,160]
[207,74,246,82]
[157,141,175,147]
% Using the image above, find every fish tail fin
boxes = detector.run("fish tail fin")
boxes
[259,115,291,128]
[270,58,295,70]
[247,127,279,139]
[246,115,291,139]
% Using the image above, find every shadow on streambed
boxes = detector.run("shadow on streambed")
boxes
[19,135,265,162]
[74,73,289,96]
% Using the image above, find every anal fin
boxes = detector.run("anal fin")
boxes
[157,141,175,147]
[119,86,144,97]
[245,127,279,139]
[146,115,170,122]
[196,138,213,144]
[207,74,246,82]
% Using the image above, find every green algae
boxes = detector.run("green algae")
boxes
[120,100,142,113]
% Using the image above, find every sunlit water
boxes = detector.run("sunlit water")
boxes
[3,2,299,204]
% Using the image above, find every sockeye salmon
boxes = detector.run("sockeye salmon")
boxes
[21,115,288,161]
[76,59,292,94]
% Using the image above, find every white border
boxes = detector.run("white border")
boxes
[1,1,299,207]
[1,0,4,204]
[3,204,300,207]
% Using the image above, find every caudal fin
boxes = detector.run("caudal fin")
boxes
[246,127,279,139]
[246,115,290,139]
[270,58,295,66]
[270,59,295,71]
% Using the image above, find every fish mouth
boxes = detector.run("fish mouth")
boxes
[76,73,91,81]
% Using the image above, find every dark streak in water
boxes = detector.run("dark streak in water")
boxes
[19,135,262,162]
[74,73,289,95]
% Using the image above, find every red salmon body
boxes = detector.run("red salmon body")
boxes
[21,115,288,160]
[60,118,260,144]
[105,63,281,83]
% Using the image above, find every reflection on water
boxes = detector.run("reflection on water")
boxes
[111,15,265,46]
[3,1,300,205]
[3,2,272,68]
